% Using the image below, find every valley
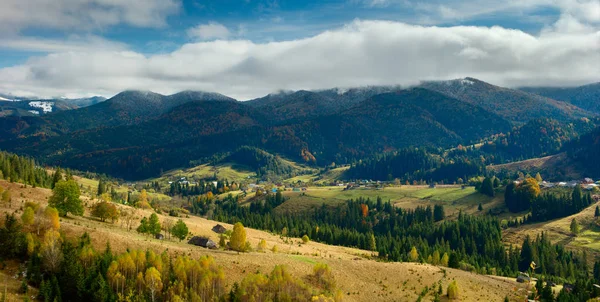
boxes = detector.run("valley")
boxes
[0,78,599,302]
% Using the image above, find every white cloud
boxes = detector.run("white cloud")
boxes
[0,0,181,33]
[187,22,231,40]
[0,35,128,53]
[0,20,598,100]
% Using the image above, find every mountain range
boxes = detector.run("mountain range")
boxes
[0,78,598,180]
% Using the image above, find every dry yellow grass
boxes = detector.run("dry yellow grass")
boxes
[0,180,528,302]
[503,199,600,258]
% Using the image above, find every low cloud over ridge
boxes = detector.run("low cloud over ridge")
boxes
[0,20,598,100]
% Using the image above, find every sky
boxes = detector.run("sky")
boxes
[0,0,598,100]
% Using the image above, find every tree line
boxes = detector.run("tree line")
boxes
[202,192,596,294]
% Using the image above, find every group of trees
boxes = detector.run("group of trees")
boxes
[504,178,541,213]
[200,190,599,299]
[225,146,303,181]
[0,151,52,188]
[1,210,341,302]
[91,201,119,223]
[505,178,595,223]
[168,179,239,198]
[345,148,485,184]
[136,213,189,242]
[530,186,594,223]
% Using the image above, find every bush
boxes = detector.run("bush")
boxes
[302,235,310,244]
[312,263,336,292]
[447,281,459,300]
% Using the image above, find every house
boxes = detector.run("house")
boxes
[429,183,437,189]
[563,283,575,293]
[212,224,227,234]
[516,272,530,283]
[155,233,165,240]
[540,181,555,189]
[583,178,594,184]
[558,182,568,187]
[188,236,218,249]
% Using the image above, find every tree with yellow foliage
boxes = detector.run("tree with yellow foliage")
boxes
[229,222,247,252]
[409,246,419,262]
[41,230,63,272]
[447,280,459,299]
[36,206,60,235]
[137,189,152,209]
[145,267,163,302]
[21,207,35,227]
[257,239,267,251]
[441,253,449,267]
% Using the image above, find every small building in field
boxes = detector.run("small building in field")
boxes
[212,224,227,234]
[188,236,218,249]
[516,272,530,283]
[563,283,575,293]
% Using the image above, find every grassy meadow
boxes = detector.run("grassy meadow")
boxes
[275,185,501,217]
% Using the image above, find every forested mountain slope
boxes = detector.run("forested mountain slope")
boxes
[420,78,591,123]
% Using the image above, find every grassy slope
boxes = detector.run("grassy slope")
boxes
[0,180,529,302]
[487,153,585,180]
[503,197,600,256]
[275,185,500,218]
[154,163,256,184]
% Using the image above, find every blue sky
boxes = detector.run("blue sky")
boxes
[0,0,597,99]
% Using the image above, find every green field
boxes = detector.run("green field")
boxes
[156,163,256,183]
[275,185,498,216]
[571,225,600,251]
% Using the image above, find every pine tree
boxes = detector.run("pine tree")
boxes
[570,218,580,235]
[51,168,62,189]
[519,236,533,272]
[148,214,161,236]
[480,177,495,197]
[170,219,188,241]
[595,206,600,218]
[137,218,149,235]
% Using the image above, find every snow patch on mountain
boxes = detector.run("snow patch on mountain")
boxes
[460,78,475,85]
[29,101,54,113]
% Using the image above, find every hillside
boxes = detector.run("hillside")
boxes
[420,77,590,123]
[0,96,106,118]
[521,83,600,114]
[564,126,600,178]
[487,153,585,181]
[0,90,235,140]
[0,179,528,302]
[2,100,266,179]
[263,88,512,164]
[246,86,399,122]
[0,87,515,179]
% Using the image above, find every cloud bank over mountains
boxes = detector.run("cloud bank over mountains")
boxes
[0,0,597,100]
